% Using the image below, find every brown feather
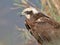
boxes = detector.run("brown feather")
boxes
[25,12,60,45]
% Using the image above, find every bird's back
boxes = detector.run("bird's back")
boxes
[25,16,60,44]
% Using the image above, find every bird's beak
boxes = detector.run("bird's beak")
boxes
[20,11,25,17]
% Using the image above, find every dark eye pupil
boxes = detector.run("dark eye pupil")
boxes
[25,11,33,14]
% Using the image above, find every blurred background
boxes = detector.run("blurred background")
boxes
[0,0,60,45]
[0,0,24,45]
[0,0,37,45]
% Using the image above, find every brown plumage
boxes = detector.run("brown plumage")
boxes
[25,13,60,45]
[21,7,60,45]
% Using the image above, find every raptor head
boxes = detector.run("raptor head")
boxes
[21,7,38,19]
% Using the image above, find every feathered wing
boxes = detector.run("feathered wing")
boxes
[25,23,31,30]
[25,15,60,44]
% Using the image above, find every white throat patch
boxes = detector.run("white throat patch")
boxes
[25,14,30,19]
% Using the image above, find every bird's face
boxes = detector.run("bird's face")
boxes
[21,7,38,19]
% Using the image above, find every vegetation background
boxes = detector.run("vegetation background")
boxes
[13,0,60,45]
[0,0,60,45]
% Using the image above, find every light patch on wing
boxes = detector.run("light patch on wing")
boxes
[36,18,42,22]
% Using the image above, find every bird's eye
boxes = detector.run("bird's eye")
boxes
[25,11,33,14]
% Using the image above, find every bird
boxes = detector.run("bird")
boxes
[21,7,60,45]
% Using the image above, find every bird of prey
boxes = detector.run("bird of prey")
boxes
[21,7,60,45]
